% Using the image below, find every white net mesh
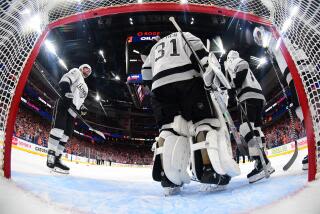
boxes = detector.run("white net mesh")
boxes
[0,0,319,178]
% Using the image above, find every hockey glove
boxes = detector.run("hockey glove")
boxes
[80,105,88,116]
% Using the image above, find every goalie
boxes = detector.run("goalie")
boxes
[141,32,240,195]
[224,50,275,183]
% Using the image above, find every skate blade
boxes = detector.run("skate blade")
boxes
[50,167,70,175]
[163,187,181,196]
[200,184,227,192]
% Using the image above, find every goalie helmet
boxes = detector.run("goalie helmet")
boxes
[253,26,271,48]
[224,50,239,80]
[79,64,92,78]
[253,27,265,47]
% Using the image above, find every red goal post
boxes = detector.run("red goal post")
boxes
[0,0,318,181]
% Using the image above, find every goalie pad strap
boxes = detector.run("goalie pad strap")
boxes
[161,115,194,137]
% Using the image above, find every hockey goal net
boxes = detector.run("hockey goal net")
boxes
[0,0,319,181]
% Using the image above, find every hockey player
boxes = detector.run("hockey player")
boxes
[46,64,91,174]
[142,32,239,195]
[224,50,275,183]
[253,26,308,170]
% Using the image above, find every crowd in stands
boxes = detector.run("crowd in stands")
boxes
[262,115,306,149]
[14,88,306,165]
[14,105,153,165]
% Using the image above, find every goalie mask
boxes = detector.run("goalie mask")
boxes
[79,64,92,78]
[224,50,239,80]
[253,26,271,48]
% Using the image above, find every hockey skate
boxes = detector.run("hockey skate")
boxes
[199,165,230,192]
[161,172,181,196]
[247,156,275,183]
[302,155,308,170]
[47,150,70,175]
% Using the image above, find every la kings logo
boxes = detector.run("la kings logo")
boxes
[76,83,87,98]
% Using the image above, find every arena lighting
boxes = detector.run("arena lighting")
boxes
[20,8,31,15]
[115,75,120,80]
[99,49,106,62]
[276,6,299,49]
[133,49,140,54]
[99,50,104,57]
[95,93,100,101]
[23,14,41,33]
[190,17,194,25]
[129,17,133,25]
[257,57,267,68]
[137,0,143,3]
[212,36,225,56]
[44,40,57,56]
[21,97,27,103]
[180,0,188,4]
[58,58,68,70]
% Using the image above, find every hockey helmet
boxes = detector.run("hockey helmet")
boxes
[224,50,239,80]
[79,64,92,78]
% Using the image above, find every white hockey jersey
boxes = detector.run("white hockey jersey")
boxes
[59,68,88,110]
[230,58,265,103]
[142,32,207,90]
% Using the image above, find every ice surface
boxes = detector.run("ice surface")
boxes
[1,147,320,214]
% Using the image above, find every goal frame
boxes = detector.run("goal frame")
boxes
[3,2,316,181]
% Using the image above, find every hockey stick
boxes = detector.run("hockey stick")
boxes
[266,50,298,170]
[169,16,269,178]
[168,17,247,157]
[37,70,106,140]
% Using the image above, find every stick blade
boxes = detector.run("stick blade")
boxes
[283,140,298,171]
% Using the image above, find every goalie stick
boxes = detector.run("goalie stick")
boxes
[169,16,270,178]
[37,70,106,140]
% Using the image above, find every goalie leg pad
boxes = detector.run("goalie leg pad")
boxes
[191,129,240,179]
[162,134,191,185]
[152,130,191,185]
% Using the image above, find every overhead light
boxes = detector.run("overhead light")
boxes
[20,8,31,15]
[58,58,68,70]
[23,14,41,33]
[133,49,140,54]
[99,50,104,57]
[290,6,299,17]
[129,17,133,25]
[103,59,106,63]
[190,17,194,25]
[45,40,57,56]
[137,0,143,3]
[95,93,100,101]
[115,75,120,80]
[180,0,188,4]
[281,19,292,33]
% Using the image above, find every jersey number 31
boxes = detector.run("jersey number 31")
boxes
[155,38,180,62]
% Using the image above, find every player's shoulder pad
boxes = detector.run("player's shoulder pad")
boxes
[69,68,81,74]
